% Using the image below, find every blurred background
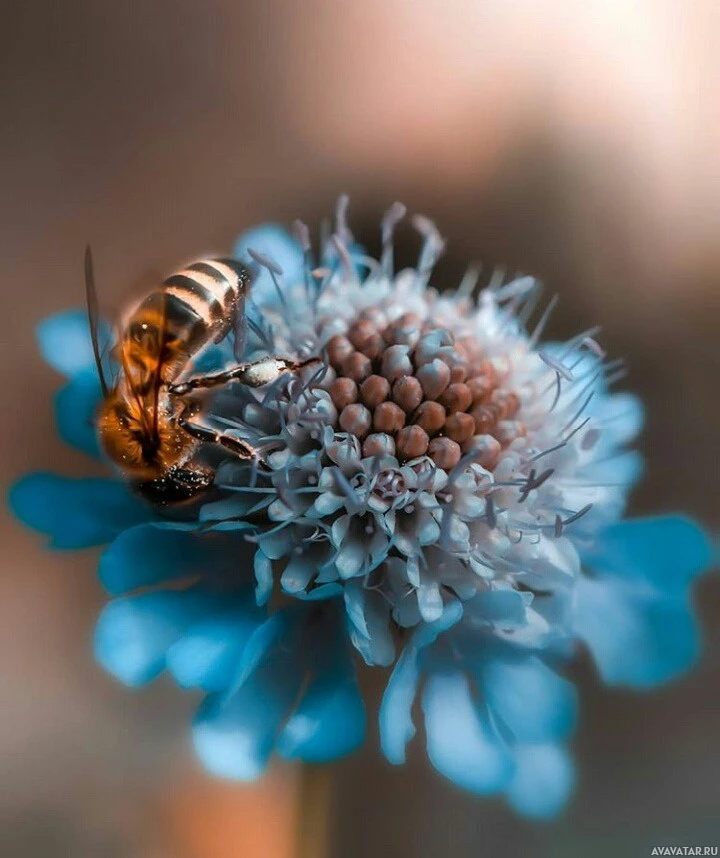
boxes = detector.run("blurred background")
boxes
[1,1,719,855]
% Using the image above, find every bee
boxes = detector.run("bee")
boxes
[86,248,307,505]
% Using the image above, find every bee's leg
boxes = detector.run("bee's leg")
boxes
[169,356,320,396]
[178,410,265,464]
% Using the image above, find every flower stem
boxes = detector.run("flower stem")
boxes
[296,764,332,858]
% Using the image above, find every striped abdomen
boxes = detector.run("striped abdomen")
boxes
[123,258,250,387]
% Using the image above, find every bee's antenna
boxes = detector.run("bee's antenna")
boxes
[85,245,110,397]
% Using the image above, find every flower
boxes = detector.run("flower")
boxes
[10,199,713,817]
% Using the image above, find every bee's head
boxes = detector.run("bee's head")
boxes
[97,387,191,481]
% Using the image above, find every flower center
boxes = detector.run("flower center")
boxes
[324,310,526,470]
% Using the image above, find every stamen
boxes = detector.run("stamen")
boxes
[539,350,574,382]
[560,391,596,435]
[487,266,506,293]
[456,264,482,300]
[583,336,606,358]
[412,214,445,286]
[494,276,537,302]
[562,503,593,526]
[517,281,544,326]
[558,326,602,360]
[528,294,559,349]
[246,311,274,351]
[486,496,497,529]
[331,234,355,281]
[335,194,353,246]
[292,220,312,253]
[381,201,406,276]
[517,468,555,502]
[247,247,284,277]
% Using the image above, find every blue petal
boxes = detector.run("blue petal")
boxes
[344,585,395,667]
[380,601,463,765]
[574,576,700,688]
[281,554,315,593]
[54,370,103,458]
[581,450,644,488]
[506,744,574,818]
[37,310,110,378]
[477,649,577,742]
[9,473,149,549]
[467,589,528,626]
[227,611,291,694]
[233,225,304,314]
[293,584,344,601]
[253,550,274,606]
[192,610,306,780]
[99,524,255,594]
[591,392,644,449]
[422,670,513,794]
[586,516,713,591]
[94,589,223,686]
[166,595,264,691]
[277,651,365,762]
[193,686,287,781]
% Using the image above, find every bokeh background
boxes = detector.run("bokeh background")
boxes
[1,1,719,856]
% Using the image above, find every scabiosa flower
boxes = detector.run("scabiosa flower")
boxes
[10,199,713,817]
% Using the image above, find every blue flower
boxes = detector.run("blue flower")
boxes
[9,201,714,815]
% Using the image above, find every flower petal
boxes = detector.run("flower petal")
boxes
[94,589,222,686]
[99,524,254,594]
[477,648,577,742]
[592,392,644,449]
[9,473,149,549]
[380,601,463,764]
[417,581,443,622]
[575,576,701,688]
[253,549,274,606]
[586,516,713,590]
[228,611,291,694]
[37,310,110,378]
[192,608,306,780]
[166,596,264,691]
[344,585,395,666]
[193,680,293,781]
[280,555,315,594]
[581,450,644,488]
[506,743,574,818]
[277,649,365,762]
[54,370,103,458]
[422,670,513,794]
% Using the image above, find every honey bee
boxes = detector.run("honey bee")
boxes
[86,248,307,505]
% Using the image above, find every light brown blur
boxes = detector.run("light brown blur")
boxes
[1,2,718,857]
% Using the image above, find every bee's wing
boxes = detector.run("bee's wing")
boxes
[233,291,248,362]
[149,288,170,443]
[84,246,109,397]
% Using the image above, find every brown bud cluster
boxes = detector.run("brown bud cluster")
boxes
[324,312,524,470]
